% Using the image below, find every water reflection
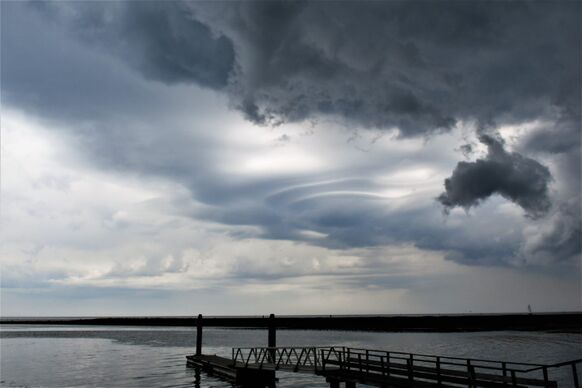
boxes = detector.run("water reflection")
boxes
[193,367,201,388]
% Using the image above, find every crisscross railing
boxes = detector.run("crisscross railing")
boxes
[232,346,320,372]
[231,346,581,387]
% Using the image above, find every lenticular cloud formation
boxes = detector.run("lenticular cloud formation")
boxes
[2,0,582,316]
[2,0,580,269]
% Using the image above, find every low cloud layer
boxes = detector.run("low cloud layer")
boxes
[437,135,552,219]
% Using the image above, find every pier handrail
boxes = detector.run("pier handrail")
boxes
[233,346,321,372]
[232,345,557,371]
[520,358,582,372]
[341,346,547,369]
[231,346,580,387]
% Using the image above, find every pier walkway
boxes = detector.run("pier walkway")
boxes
[185,314,581,387]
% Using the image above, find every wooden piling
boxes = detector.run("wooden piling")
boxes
[268,313,276,363]
[196,314,203,356]
[268,313,276,348]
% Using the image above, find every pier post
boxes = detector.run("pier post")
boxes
[268,313,276,363]
[268,313,276,348]
[196,314,203,356]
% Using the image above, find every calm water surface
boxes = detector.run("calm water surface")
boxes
[1,325,580,387]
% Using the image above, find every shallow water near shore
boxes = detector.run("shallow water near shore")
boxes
[1,325,581,387]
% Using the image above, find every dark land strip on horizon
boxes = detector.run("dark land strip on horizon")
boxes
[1,313,581,332]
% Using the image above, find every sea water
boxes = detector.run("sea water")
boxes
[1,325,580,387]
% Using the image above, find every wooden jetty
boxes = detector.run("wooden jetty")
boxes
[186,314,278,387]
[186,314,582,387]
[186,354,276,386]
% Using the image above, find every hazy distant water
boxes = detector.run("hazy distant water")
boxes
[1,325,580,387]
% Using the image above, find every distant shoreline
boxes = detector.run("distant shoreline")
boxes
[1,312,581,332]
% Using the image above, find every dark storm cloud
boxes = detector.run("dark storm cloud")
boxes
[24,1,580,138]
[29,0,576,230]
[523,118,581,155]
[2,1,580,267]
[193,1,580,138]
[437,135,552,218]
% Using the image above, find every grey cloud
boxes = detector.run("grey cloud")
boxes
[522,201,581,264]
[519,147,581,265]
[34,1,235,89]
[2,1,231,175]
[192,176,528,266]
[2,2,579,268]
[523,118,581,155]
[0,266,69,289]
[437,135,552,219]
[193,1,580,139]
[23,1,580,139]
[1,2,172,122]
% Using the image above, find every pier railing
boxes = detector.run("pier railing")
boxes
[232,346,581,387]
[233,346,321,372]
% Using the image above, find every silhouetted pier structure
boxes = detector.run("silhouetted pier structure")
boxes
[186,314,582,387]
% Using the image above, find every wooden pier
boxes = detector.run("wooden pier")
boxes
[186,314,582,387]
[186,354,276,387]
[186,314,277,386]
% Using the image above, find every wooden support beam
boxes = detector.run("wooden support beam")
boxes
[268,313,276,348]
[196,314,203,356]
[268,313,276,363]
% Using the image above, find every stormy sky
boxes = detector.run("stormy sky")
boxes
[1,1,580,316]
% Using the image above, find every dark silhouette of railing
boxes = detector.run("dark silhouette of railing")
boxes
[233,346,321,372]
[232,346,581,387]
